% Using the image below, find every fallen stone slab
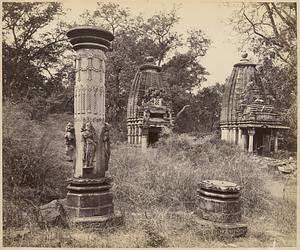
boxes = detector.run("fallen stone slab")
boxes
[278,165,294,174]
[39,198,69,228]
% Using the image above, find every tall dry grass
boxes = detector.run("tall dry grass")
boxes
[110,132,270,217]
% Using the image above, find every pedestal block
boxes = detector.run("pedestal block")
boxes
[196,180,247,237]
[66,178,122,226]
[64,26,123,228]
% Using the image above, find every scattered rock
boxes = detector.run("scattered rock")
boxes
[278,166,294,174]
[39,198,69,228]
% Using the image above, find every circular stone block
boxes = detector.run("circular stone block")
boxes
[197,180,243,223]
[67,26,114,51]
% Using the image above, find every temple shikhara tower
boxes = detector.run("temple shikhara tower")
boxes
[220,53,289,155]
[127,57,174,150]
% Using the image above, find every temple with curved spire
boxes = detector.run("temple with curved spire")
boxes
[127,57,174,150]
[220,53,289,154]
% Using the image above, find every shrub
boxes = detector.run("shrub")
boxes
[3,101,72,229]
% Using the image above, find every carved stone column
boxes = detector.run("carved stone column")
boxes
[248,128,255,153]
[129,124,133,144]
[138,126,142,144]
[238,128,243,148]
[274,130,279,153]
[66,26,122,227]
[224,128,229,142]
[241,133,247,151]
[133,124,138,145]
[127,124,131,144]
[227,128,231,143]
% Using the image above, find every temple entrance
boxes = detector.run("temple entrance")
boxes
[148,127,162,146]
[254,129,264,155]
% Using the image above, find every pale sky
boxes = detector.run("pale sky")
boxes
[62,0,248,87]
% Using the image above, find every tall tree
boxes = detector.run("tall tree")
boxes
[2,2,71,101]
[231,2,296,67]
[141,7,182,66]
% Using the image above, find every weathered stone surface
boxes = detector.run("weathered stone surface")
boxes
[64,26,123,229]
[193,214,247,238]
[69,210,123,229]
[197,180,242,223]
[39,199,69,228]
[196,179,247,237]
[127,56,174,149]
[220,53,289,154]
[66,26,114,179]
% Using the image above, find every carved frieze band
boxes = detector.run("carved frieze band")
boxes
[74,86,105,119]
[75,49,106,82]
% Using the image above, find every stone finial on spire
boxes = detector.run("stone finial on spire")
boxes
[241,52,248,59]
[240,51,250,62]
[145,56,155,63]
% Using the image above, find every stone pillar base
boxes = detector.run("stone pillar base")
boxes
[195,180,247,238]
[193,215,247,238]
[66,177,123,228]
[69,211,124,229]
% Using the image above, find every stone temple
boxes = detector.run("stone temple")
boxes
[220,53,289,155]
[127,57,174,150]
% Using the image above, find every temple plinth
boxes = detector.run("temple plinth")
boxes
[65,26,122,226]
[220,53,289,155]
[127,57,174,150]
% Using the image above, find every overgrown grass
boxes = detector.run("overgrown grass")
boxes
[2,107,297,247]
[110,133,270,217]
[3,101,72,230]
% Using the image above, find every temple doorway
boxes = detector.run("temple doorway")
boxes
[254,128,264,155]
[148,127,162,146]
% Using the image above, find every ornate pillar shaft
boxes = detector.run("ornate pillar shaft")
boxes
[65,27,122,225]
[73,47,107,178]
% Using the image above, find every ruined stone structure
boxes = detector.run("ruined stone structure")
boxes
[127,57,174,150]
[196,180,247,237]
[220,53,289,154]
[65,26,122,226]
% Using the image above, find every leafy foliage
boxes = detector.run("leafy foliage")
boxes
[2,2,73,104]
[230,2,297,149]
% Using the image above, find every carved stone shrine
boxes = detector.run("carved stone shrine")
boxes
[220,53,289,154]
[196,180,247,238]
[127,57,174,150]
[65,26,122,226]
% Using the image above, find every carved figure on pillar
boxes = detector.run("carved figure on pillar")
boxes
[65,122,76,162]
[103,123,111,172]
[81,121,97,168]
